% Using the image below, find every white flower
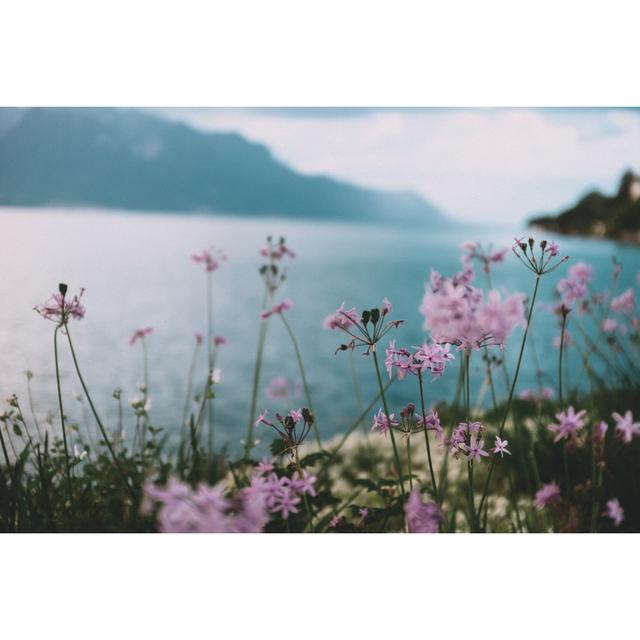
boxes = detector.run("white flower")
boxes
[210,369,222,384]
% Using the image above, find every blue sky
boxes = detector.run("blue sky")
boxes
[156,108,640,223]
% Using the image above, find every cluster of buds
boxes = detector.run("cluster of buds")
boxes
[255,407,314,457]
[34,283,86,326]
[325,299,403,355]
[512,237,568,276]
[259,236,295,295]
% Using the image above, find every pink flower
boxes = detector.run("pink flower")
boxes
[420,267,524,350]
[35,285,86,324]
[256,457,275,475]
[404,489,442,533]
[604,498,624,527]
[259,239,295,260]
[255,410,272,428]
[382,298,393,315]
[610,289,634,314]
[492,436,511,457]
[534,482,561,510]
[612,410,640,444]
[371,408,398,437]
[545,241,559,257]
[191,246,227,272]
[260,298,294,320]
[194,332,204,345]
[548,406,587,443]
[359,507,369,520]
[593,420,608,443]
[323,302,359,330]
[601,318,618,333]
[417,410,444,438]
[291,470,317,497]
[519,387,554,402]
[288,408,303,424]
[265,377,293,400]
[213,335,227,346]
[329,515,342,528]
[466,436,490,462]
[130,326,153,346]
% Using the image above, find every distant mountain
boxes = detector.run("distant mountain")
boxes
[0,108,446,225]
[529,171,640,242]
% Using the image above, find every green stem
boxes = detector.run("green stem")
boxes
[464,350,477,530]
[280,314,322,449]
[478,274,541,517]
[417,372,438,497]
[54,326,73,503]
[372,350,405,498]
[206,271,215,458]
[244,315,270,459]
[558,314,567,406]
[406,433,413,490]
[64,325,133,498]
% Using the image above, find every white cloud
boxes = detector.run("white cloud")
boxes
[155,108,640,223]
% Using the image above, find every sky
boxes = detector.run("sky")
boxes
[155,107,640,224]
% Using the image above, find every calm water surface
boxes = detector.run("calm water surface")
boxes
[1,206,638,452]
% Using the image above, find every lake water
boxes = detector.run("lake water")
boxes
[1,206,638,453]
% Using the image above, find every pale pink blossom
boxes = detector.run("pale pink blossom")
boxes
[604,498,624,527]
[260,298,294,320]
[492,436,511,457]
[611,289,634,314]
[548,406,587,443]
[612,410,640,443]
[404,489,442,533]
[534,482,561,510]
[371,408,399,437]
[130,326,153,346]
[323,302,359,330]
[191,246,227,272]
[35,286,86,324]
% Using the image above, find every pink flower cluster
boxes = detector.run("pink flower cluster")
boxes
[612,410,640,443]
[404,489,443,533]
[260,298,293,320]
[385,340,454,380]
[610,289,635,315]
[519,387,554,402]
[322,302,359,330]
[35,286,86,324]
[143,478,268,533]
[191,246,228,272]
[534,482,561,510]
[130,326,153,346]
[557,261,592,310]
[370,408,398,437]
[461,241,508,274]
[420,266,525,351]
[260,238,296,261]
[249,468,316,520]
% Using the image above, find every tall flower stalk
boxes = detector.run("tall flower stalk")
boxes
[477,238,568,521]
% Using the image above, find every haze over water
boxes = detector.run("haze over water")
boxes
[1,206,638,452]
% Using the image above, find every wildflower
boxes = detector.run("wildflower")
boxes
[519,387,554,402]
[322,302,360,331]
[611,410,640,444]
[610,289,634,314]
[601,318,618,333]
[130,327,153,346]
[194,332,204,345]
[593,420,608,442]
[413,341,455,378]
[259,236,295,261]
[548,406,587,443]
[461,241,508,273]
[73,444,88,460]
[260,298,294,320]
[258,236,295,294]
[420,268,524,351]
[326,300,404,355]
[416,410,444,438]
[329,515,342,528]
[359,507,369,521]
[256,457,275,475]
[371,408,399,437]
[191,246,227,272]
[265,377,298,400]
[291,470,317,497]
[512,237,568,276]
[35,284,86,324]
[404,490,442,533]
[213,335,227,346]
[492,436,511,457]
[534,482,561,510]
[257,407,315,456]
[210,369,222,384]
[465,435,490,463]
[604,498,624,527]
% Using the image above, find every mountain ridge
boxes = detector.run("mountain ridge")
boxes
[0,108,447,226]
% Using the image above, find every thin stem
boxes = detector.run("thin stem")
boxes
[406,433,413,490]
[26,377,43,441]
[558,314,567,406]
[64,325,133,498]
[244,317,270,459]
[182,342,201,427]
[54,326,73,502]
[478,274,541,517]
[0,423,11,469]
[280,314,322,449]
[464,350,476,530]
[372,350,405,498]
[417,372,437,497]
[206,271,215,457]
